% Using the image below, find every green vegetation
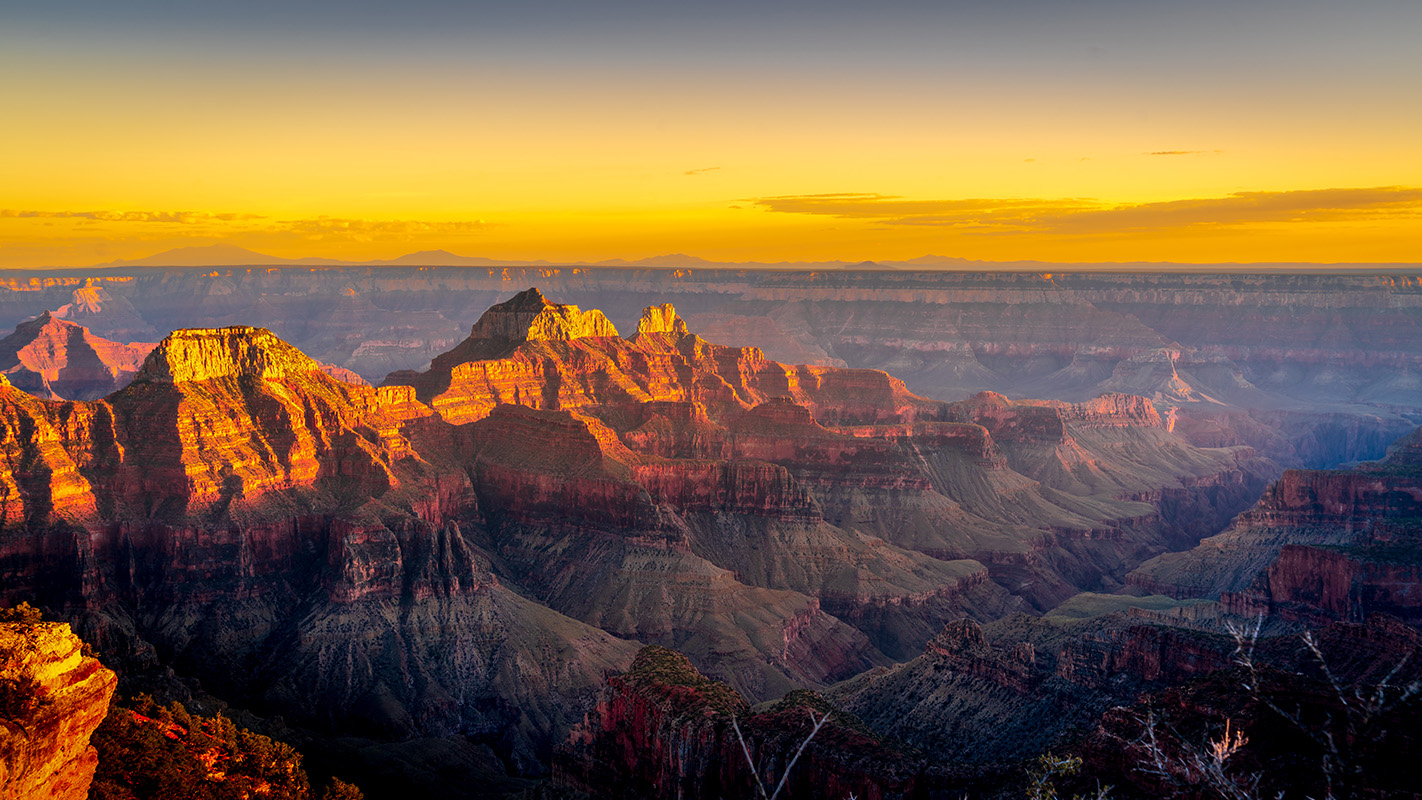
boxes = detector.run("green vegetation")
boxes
[1043,593,1209,621]
[765,689,878,740]
[90,695,363,800]
[0,601,45,624]
[0,604,51,723]
[626,644,747,716]
[0,665,45,721]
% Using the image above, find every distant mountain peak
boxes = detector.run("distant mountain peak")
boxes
[593,254,716,268]
[98,245,290,268]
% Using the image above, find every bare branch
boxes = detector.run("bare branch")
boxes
[731,715,770,800]
[767,708,829,800]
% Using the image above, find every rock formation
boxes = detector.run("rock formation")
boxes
[0,312,154,401]
[0,621,117,800]
[1130,423,1422,623]
[0,289,1312,792]
[466,288,619,342]
[555,646,923,800]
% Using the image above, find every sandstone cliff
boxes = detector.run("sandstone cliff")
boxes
[1130,424,1422,617]
[0,621,116,800]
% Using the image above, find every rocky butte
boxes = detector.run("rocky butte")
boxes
[0,311,153,401]
[0,288,1384,797]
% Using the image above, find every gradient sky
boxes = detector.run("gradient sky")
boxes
[4,0,1420,266]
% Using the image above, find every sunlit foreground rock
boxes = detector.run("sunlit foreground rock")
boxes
[0,621,116,800]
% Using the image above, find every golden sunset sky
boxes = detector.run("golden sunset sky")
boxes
[3,0,1420,266]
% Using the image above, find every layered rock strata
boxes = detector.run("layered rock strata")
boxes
[0,292,1282,785]
[0,312,153,401]
[0,622,117,800]
[1130,424,1422,623]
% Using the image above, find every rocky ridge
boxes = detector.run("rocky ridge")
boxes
[0,621,117,800]
[1130,423,1422,623]
[0,312,154,401]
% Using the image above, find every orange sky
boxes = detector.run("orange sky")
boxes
[3,1,1420,267]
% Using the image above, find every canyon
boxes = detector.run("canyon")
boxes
[0,271,1417,798]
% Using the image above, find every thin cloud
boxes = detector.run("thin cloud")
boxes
[1047,187,1422,233]
[750,193,1096,229]
[684,166,721,176]
[1,209,264,223]
[752,193,1093,220]
[751,186,1422,234]
[1,209,491,243]
[1147,150,1221,156]
[276,217,490,241]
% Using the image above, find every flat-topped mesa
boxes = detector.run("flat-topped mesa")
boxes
[632,303,689,338]
[133,326,323,383]
[467,287,619,342]
[1064,392,1164,428]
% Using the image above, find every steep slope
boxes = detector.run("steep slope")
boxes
[828,611,1232,765]
[0,620,117,800]
[0,325,640,777]
[1129,424,1422,621]
[555,646,924,800]
[0,312,154,401]
[50,281,158,343]
[389,290,1271,647]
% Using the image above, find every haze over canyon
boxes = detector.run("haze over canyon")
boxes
[1,264,1419,800]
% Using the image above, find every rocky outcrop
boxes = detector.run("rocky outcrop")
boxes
[1130,425,1422,607]
[555,646,922,800]
[0,622,116,800]
[466,287,618,342]
[0,312,153,401]
[632,303,688,338]
[0,291,1301,790]
[1222,544,1422,626]
[133,326,328,383]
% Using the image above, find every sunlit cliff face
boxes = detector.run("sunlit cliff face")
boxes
[3,0,1420,267]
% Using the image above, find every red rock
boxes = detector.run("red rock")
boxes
[0,312,154,401]
[0,622,117,800]
[555,646,923,800]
